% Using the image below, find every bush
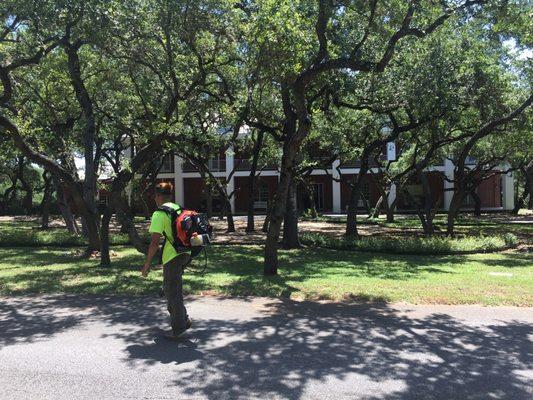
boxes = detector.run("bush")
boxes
[502,233,518,247]
[300,233,514,255]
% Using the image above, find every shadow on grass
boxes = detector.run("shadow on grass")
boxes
[0,245,529,300]
[474,253,533,269]
[181,247,461,299]
[0,295,531,399]
[0,249,159,295]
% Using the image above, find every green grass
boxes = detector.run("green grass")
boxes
[0,221,132,247]
[0,245,531,306]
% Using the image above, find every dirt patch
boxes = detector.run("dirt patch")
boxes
[208,217,416,245]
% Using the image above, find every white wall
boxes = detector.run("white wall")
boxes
[501,167,515,211]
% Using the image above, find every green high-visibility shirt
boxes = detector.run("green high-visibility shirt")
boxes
[148,202,188,265]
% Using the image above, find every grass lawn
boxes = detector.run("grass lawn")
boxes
[1,245,531,306]
[0,219,131,247]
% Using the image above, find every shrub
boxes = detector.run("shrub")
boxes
[300,233,514,255]
[502,233,518,247]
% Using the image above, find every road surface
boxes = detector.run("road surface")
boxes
[1,295,532,400]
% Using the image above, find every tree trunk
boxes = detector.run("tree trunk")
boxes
[264,149,296,275]
[513,195,525,214]
[345,174,367,237]
[246,130,264,232]
[386,197,396,223]
[246,186,256,232]
[525,161,533,210]
[209,178,235,232]
[22,189,33,215]
[99,205,112,267]
[371,195,383,219]
[302,180,318,219]
[361,192,372,214]
[345,189,360,237]
[263,83,308,275]
[70,187,100,252]
[262,200,271,233]
[369,170,387,220]
[224,197,235,232]
[471,190,482,217]
[103,139,165,257]
[206,188,213,218]
[512,165,528,214]
[53,177,79,234]
[40,172,53,229]
[419,172,434,235]
[218,202,225,220]
[64,42,99,248]
[383,188,397,222]
[264,196,285,275]
[16,157,33,215]
[447,191,464,236]
[282,179,301,249]
[81,216,89,237]
[110,191,149,254]
[346,153,371,237]
[0,182,16,215]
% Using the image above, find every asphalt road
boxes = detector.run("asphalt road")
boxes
[1,295,531,400]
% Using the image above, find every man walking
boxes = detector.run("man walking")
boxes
[141,182,192,339]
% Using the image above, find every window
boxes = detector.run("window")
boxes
[462,192,475,206]
[159,153,174,173]
[254,185,269,210]
[465,156,476,165]
[358,181,371,208]
[400,182,423,209]
[311,183,324,210]
[208,156,225,172]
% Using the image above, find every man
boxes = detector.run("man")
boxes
[141,182,192,339]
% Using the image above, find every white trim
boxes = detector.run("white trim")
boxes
[226,148,235,212]
[388,183,397,207]
[154,172,176,179]
[308,169,332,176]
[501,165,514,211]
[443,159,454,211]
[134,154,513,214]
[332,160,341,213]
[174,155,184,205]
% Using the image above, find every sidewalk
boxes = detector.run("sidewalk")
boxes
[1,295,532,399]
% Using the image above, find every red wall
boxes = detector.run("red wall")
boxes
[234,176,278,213]
[306,175,333,212]
[340,174,381,211]
[183,177,206,210]
[478,174,501,208]
[396,172,444,210]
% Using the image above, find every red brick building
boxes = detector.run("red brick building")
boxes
[127,150,514,215]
